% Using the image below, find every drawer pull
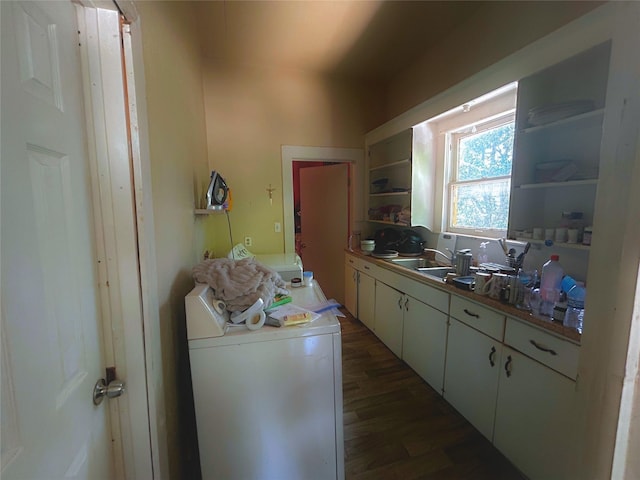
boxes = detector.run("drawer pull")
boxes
[504,355,512,377]
[348,259,355,264]
[529,339,557,356]
[397,297,403,309]
[463,308,479,318]
[404,297,409,311]
[488,346,496,367]
[364,265,370,270]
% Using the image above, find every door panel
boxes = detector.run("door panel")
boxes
[300,163,348,304]
[373,282,404,357]
[1,2,112,478]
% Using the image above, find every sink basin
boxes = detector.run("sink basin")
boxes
[416,266,456,280]
[387,257,431,269]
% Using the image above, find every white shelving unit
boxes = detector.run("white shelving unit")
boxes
[366,129,413,226]
[508,41,611,245]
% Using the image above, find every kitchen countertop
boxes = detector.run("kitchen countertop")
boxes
[346,248,581,344]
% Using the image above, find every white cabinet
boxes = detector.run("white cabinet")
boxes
[343,253,376,330]
[493,346,576,480]
[366,129,413,226]
[373,281,404,357]
[509,41,611,250]
[443,318,503,441]
[344,261,358,317]
[358,270,376,331]
[403,298,448,392]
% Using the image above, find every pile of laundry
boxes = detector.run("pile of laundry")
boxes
[192,257,289,312]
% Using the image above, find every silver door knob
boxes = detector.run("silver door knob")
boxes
[93,378,126,405]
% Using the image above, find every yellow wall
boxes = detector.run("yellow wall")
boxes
[135,1,207,478]
[200,61,383,257]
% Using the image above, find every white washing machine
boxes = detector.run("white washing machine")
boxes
[186,280,344,480]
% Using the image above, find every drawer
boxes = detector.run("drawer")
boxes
[450,296,505,341]
[345,253,358,268]
[397,275,449,314]
[504,318,580,379]
[357,258,379,277]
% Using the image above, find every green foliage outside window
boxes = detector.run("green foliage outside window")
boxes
[451,122,514,230]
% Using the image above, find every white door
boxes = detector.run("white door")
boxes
[402,297,448,392]
[373,282,404,357]
[1,2,113,478]
[300,163,348,304]
[443,318,502,441]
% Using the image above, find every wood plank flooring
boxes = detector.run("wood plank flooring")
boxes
[339,309,525,480]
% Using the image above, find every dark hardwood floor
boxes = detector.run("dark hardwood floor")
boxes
[339,308,525,480]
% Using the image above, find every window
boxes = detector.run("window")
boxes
[446,112,515,237]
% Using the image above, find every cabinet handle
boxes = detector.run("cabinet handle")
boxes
[348,259,355,264]
[397,297,403,309]
[529,339,557,356]
[364,265,370,271]
[353,271,357,282]
[404,297,409,311]
[489,346,496,367]
[463,308,479,318]
[504,355,512,377]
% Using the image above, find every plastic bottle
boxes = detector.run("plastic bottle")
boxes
[539,255,564,318]
[477,241,489,265]
[564,283,586,333]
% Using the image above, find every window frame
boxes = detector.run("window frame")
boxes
[445,111,516,237]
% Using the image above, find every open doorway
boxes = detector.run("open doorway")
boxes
[281,146,363,304]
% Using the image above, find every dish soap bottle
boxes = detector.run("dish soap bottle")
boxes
[477,241,489,266]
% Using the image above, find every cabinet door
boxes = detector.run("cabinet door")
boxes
[402,296,448,392]
[373,281,404,357]
[494,347,576,480]
[358,271,376,331]
[344,263,358,317]
[443,318,502,441]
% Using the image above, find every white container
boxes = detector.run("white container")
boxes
[303,271,314,286]
[539,255,564,318]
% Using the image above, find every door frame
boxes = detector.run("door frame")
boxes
[281,145,363,254]
[77,1,162,478]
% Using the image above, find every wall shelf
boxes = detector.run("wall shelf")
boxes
[369,158,411,172]
[194,208,226,215]
[513,238,591,251]
[521,108,604,134]
[516,179,598,190]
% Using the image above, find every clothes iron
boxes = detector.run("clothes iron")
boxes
[206,170,229,210]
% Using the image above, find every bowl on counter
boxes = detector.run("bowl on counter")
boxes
[361,240,375,255]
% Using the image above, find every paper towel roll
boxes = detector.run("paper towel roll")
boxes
[246,311,266,330]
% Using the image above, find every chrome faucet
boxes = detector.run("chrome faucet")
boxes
[423,248,454,266]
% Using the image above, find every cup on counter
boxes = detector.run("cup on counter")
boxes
[473,272,492,296]
[567,228,579,244]
[487,273,509,300]
[555,227,568,243]
[544,228,555,241]
[533,227,544,240]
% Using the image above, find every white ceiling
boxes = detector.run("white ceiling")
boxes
[194,1,486,82]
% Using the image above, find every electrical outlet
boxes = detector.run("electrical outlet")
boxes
[274,222,281,233]
[244,236,252,247]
